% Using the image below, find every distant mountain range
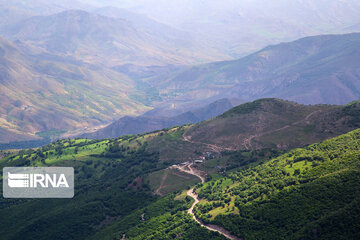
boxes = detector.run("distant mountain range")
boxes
[1,10,226,67]
[1,23,360,144]
[149,33,360,106]
[90,0,360,57]
[3,0,360,59]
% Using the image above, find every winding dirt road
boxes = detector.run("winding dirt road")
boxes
[174,163,241,240]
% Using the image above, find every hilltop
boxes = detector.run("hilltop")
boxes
[81,98,360,157]
[183,98,360,151]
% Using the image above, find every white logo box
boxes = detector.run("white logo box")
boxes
[3,167,74,198]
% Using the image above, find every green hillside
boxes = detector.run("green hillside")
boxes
[1,100,360,239]
[193,128,360,239]
[88,194,226,240]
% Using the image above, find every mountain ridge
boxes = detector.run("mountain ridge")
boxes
[147,32,360,106]
[2,9,228,67]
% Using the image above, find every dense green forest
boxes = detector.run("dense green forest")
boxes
[89,194,226,240]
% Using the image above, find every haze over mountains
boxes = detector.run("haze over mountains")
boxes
[2,0,360,59]
[77,0,360,57]
[2,10,224,67]
[80,30,360,139]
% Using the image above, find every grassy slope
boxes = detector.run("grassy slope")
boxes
[90,127,360,240]
[193,128,360,239]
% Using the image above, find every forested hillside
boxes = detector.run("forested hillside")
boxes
[193,128,360,239]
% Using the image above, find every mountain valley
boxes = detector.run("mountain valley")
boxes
[0,1,360,239]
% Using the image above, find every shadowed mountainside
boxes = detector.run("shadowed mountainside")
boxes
[82,98,235,139]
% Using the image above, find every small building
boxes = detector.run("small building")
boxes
[194,160,203,163]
